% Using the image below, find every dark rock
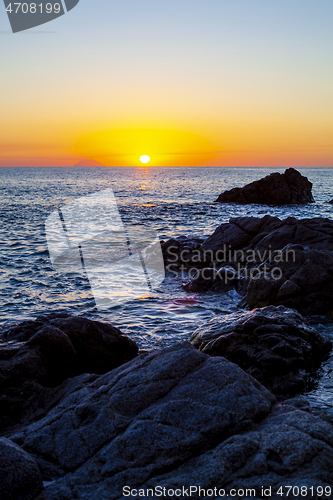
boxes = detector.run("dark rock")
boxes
[328,199,333,204]
[8,342,274,496]
[165,217,333,295]
[145,397,333,500]
[4,343,333,499]
[0,437,43,500]
[200,215,333,261]
[181,217,333,313]
[162,235,207,271]
[190,306,331,395]
[0,313,138,433]
[251,217,333,255]
[1,313,138,374]
[215,168,315,205]
[183,266,237,293]
[246,244,333,315]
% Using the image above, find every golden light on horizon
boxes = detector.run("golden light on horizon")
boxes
[140,155,151,164]
[72,129,219,167]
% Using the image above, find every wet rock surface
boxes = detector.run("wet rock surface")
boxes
[215,168,314,205]
[191,305,331,396]
[0,313,138,433]
[182,265,239,293]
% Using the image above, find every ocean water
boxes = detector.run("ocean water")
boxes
[1,166,333,411]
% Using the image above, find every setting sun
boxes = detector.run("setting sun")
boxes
[140,155,150,164]
[72,129,218,167]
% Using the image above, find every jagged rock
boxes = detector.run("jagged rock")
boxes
[215,168,314,205]
[246,244,333,315]
[0,313,138,433]
[190,306,331,395]
[3,343,333,500]
[144,397,333,500]
[8,342,274,497]
[0,437,43,500]
[164,217,333,282]
[181,217,333,311]
[200,215,333,260]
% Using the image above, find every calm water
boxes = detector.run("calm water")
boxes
[1,167,333,412]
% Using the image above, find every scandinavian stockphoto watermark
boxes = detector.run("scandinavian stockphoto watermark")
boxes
[3,0,80,33]
[45,189,165,310]
[165,244,297,282]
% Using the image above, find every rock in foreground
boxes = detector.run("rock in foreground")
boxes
[3,342,332,500]
[0,437,43,500]
[191,306,331,395]
[9,342,273,498]
[145,396,333,499]
[0,313,138,433]
[215,168,314,205]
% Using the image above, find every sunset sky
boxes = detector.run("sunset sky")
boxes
[0,0,332,167]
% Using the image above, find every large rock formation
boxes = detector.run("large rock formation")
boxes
[167,215,333,270]
[246,244,333,315]
[8,343,274,496]
[181,216,333,315]
[215,168,315,205]
[190,305,331,395]
[0,313,138,433]
[0,342,332,499]
[201,215,333,257]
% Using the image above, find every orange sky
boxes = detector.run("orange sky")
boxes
[0,1,332,167]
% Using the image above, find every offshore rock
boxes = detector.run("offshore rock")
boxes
[0,313,138,433]
[190,306,331,395]
[215,168,314,205]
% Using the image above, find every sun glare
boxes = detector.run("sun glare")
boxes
[140,155,150,164]
[73,129,218,166]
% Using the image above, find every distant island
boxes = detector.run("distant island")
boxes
[73,158,105,167]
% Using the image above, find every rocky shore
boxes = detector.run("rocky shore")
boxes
[163,215,333,316]
[1,170,333,499]
[1,306,333,499]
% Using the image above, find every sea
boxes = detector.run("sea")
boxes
[1,166,333,413]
